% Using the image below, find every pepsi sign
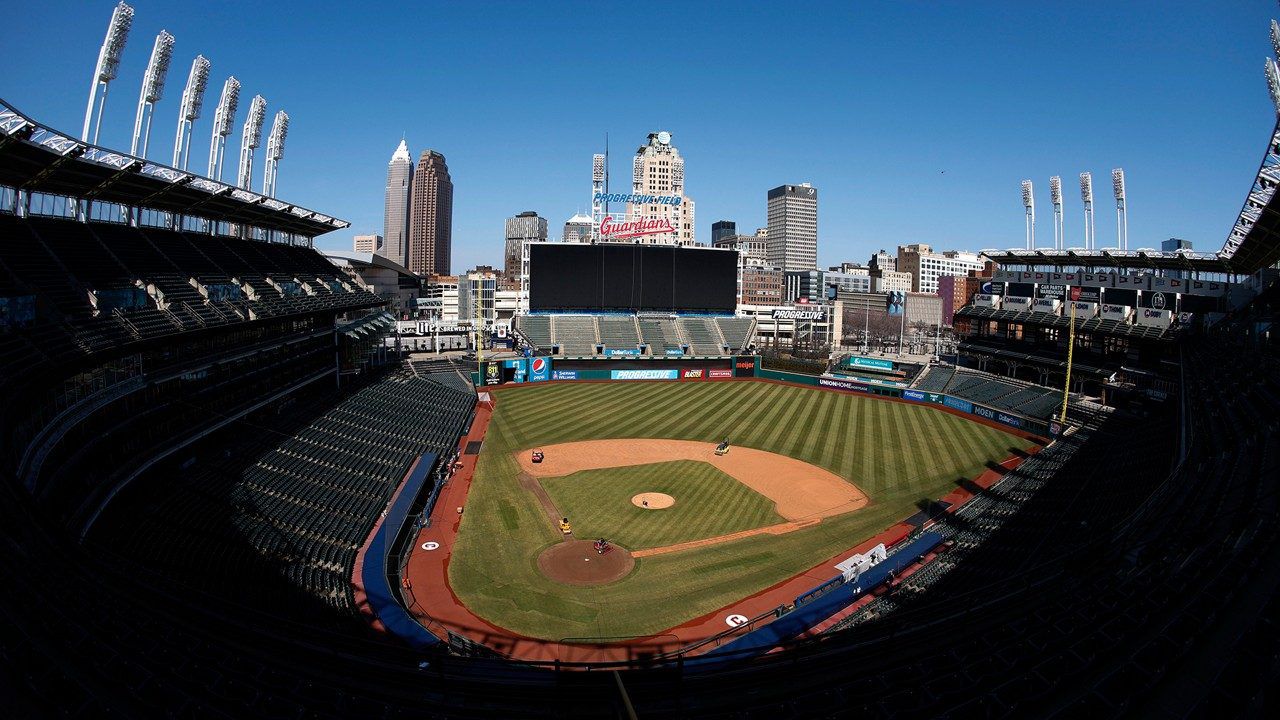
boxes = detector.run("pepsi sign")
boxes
[529,357,550,382]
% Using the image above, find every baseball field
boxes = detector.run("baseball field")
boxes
[449,380,1035,641]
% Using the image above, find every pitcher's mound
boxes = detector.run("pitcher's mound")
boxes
[632,492,675,509]
[538,540,635,586]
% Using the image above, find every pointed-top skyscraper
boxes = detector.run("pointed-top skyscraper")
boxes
[383,139,413,266]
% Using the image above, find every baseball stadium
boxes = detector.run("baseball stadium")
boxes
[3,4,1280,719]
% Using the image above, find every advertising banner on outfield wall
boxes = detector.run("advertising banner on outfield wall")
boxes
[611,369,679,380]
[528,357,550,382]
[709,369,734,378]
[973,403,1025,429]
[943,396,973,413]
[818,377,871,393]
[903,389,928,402]
[551,370,578,380]
[733,356,758,378]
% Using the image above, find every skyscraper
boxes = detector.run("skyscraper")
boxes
[504,211,547,281]
[382,139,413,266]
[620,131,695,245]
[408,150,453,276]
[766,183,818,272]
[711,220,737,246]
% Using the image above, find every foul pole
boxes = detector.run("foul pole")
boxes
[1058,287,1081,425]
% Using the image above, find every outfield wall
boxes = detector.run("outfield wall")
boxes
[472,355,1050,437]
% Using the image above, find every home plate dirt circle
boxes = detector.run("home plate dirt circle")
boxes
[631,492,675,509]
[538,540,635,587]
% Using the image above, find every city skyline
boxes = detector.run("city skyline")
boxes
[3,1,1276,273]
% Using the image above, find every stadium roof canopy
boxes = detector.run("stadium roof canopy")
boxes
[978,248,1241,275]
[1218,117,1280,273]
[0,98,347,238]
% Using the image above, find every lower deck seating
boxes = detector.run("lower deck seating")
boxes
[88,369,476,616]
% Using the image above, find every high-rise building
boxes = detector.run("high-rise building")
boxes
[383,140,413,266]
[503,210,547,287]
[766,183,818,272]
[621,131,695,245]
[563,214,594,243]
[353,234,383,254]
[408,149,453,276]
[1162,238,1193,252]
[711,220,736,246]
[896,244,985,295]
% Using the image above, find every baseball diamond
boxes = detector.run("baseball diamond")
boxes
[447,379,1037,641]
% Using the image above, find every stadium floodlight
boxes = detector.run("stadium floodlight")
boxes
[172,55,210,170]
[236,94,266,190]
[1021,179,1036,250]
[1272,20,1280,64]
[207,76,240,181]
[1267,59,1280,114]
[261,110,289,197]
[81,2,135,143]
[130,30,176,158]
[1112,168,1128,250]
[1080,172,1096,250]
[1049,176,1064,250]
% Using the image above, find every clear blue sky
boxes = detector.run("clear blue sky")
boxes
[3,1,1275,272]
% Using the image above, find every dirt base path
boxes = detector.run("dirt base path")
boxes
[632,518,820,558]
[518,472,566,529]
[518,439,867,522]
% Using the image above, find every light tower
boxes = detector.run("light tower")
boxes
[130,30,175,158]
[171,55,210,170]
[207,77,240,181]
[81,2,134,144]
[1112,168,1128,250]
[1268,56,1280,111]
[261,111,289,198]
[1021,179,1035,249]
[1049,176,1064,250]
[236,95,266,190]
[591,153,605,241]
[1080,172,1096,250]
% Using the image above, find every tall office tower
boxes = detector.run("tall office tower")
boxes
[563,213,594,243]
[766,183,818,272]
[408,149,453,275]
[711,220,737,246]
[504,210,547,280]
[353,234,383,254]
[383,139,413,266]
[621,131,695,245]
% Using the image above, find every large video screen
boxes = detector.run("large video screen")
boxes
[530,244,737,313]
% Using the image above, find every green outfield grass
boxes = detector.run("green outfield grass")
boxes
[539,460,786,549]
[449,380,1036,641]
